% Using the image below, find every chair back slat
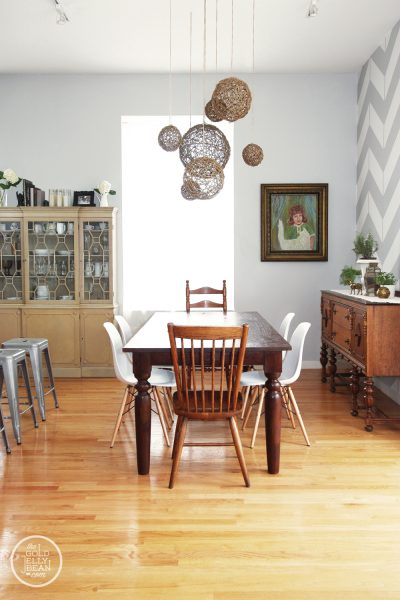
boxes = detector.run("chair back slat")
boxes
[167,323,249,416]
[186,280,227,313]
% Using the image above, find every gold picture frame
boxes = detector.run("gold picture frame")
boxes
[261,183,328,262]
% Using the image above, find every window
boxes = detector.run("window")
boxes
[121,116,234,313]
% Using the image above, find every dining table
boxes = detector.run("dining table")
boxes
[123,311,291,476]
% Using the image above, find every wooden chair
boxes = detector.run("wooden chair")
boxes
[167,322,250,488]
[186,280,227,313]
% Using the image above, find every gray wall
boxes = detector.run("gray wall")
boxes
[357,20,400,401]
[0,73,357,363]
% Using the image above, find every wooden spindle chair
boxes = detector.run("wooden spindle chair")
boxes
[186,280,227,313]
[167,322,250,488]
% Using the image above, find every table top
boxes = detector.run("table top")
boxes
[123,311,291,354]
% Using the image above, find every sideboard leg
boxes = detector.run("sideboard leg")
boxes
[320,342,328,383]
[364,376,374,432]
[329,348,337,393]
[350,366,360,416]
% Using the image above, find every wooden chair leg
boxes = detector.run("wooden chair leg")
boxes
[172,415,184,460]
[169,417,188,488]
[229,417,250,487]
[242,386,259,430]
[153,387,171,447]
[250,387,265,448]
[241,386,251,419]
[282,386,296,429]
[110,386,130,448]
[287,386,310,446]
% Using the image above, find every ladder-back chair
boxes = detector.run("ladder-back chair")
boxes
[186,280,227,313]
[167,322,249,488]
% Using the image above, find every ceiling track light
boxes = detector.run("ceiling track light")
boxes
[54,0,70,25]
[307,0,319,18]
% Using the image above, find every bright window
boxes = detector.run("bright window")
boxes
[121,116,234,314]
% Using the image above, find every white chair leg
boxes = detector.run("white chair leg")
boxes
[287,386,310,446]
[164,387,175,425]
[250,387,265,448]
[153,387,171,447]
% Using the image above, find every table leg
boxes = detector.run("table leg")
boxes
[364,376,374,432]
[264,372,282,474]
[350,365,360,416]
[320,342,328,382]
[329,348,337,392]
[132,355,152,475]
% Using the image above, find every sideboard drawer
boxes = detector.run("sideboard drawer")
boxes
[332,302,352,330]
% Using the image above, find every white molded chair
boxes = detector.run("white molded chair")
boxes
[241,312,295,419]
[103,322,176,448]
[114,314,133,345]
[114,314,175,423]
[240,321,311,448]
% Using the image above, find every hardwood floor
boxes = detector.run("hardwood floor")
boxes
[1,370,400,598]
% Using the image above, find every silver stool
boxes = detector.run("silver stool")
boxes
[0,393,11,454]
[0,348,38,444]
[2,338,59,422]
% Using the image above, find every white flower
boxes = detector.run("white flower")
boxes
[3,168,19,185]
[98,180,112,195]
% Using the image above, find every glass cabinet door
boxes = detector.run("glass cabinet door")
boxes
[82,220,110,302]
[27,219,77,301]
[0,220,23,301]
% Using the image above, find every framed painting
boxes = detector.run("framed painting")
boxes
[261,183,328,261]
[73,191,95,206]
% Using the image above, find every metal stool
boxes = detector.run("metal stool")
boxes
[0,393,11,454]
[2,338,59,422]
[0,348,38,444]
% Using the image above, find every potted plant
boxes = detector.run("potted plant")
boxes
[352,232,378,260]
[339,265,362,286]
[376,271,397,298]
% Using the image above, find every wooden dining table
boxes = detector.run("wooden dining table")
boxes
[123,311,291,476]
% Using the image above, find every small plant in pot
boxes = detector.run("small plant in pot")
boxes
[339,266,362,293]
[376,271,397,298]
[352,232,378,259]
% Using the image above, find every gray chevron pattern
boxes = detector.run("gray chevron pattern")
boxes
[357,20,400,276]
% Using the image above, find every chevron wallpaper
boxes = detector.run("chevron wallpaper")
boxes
[357,19,400,274]
[357,19,400,401]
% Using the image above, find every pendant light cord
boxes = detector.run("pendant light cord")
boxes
[251,0,255,133]
[189,12,192,128]
[202,0,207,141]
[168,0,172,124]
[230,0,234,73]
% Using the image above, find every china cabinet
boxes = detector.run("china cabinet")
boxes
[320,290,400,431]
[0,207,117,376]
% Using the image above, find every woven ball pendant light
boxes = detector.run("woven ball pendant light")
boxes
[158,125,182,152]
[183,157,224,199]
[242,143,263,166]
[179,123,230,168]
[211,77,252,122]
[181,178,200,200]
[205,100,222,122]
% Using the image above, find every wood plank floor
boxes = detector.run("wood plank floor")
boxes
[1,370,400,599]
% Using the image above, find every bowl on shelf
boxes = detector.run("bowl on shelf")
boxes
[34,248,50,255]
[55,250,70,256]
[59,295,72,300]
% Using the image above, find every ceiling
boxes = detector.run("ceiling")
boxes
[0,0,400,74]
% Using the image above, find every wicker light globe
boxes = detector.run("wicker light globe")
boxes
[242,143,264,166]
[205,100,222,122]
[183,157,224,200]
[181,181,199,200]
[158,125,182,152]
[211,77,252,122]
[179,124,230,168]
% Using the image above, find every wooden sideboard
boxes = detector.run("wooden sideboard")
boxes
[320,290,400,431]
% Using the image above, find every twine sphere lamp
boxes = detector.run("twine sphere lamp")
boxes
[242,143,263,166]
[183,157,224,199]
[158,125,182,152]
[179,124,230,168]
[211,77,252,122]
[181,178,200,200]
[205,100,222,122]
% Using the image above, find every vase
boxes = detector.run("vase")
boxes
[100,193,109,207]
[0,189,8,207]
[376,286,390,299]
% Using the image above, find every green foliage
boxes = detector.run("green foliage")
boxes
[352,232,378,258]
[376,271,397,285]
[339,265,362,285]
